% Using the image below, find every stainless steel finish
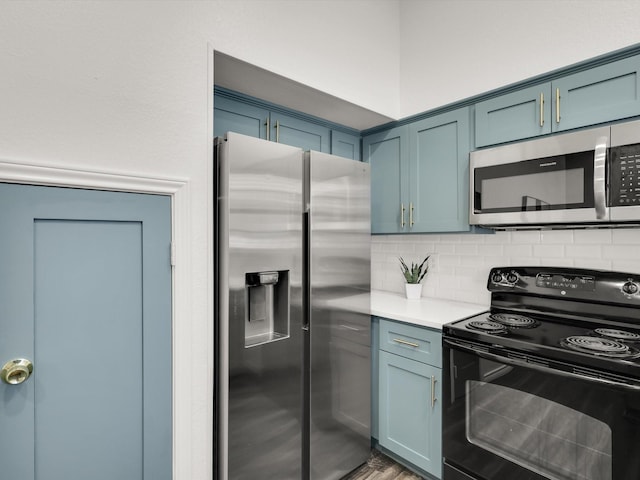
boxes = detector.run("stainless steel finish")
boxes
[0,358,33,385]
[470,125,611,227]
[594,136,608,219]
[216,132,304,480]
[393,338,419,348]
[307,150,371,480]
[431,375,437,408]
[215,134,371,480]
[540,93,544,127]
[556,87,561,123]
[400,203,405,228]
[611,119,640,221]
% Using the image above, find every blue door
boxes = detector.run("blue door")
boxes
[0,183,172,480]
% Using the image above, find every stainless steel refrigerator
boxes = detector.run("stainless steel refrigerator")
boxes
[214,132,371,480]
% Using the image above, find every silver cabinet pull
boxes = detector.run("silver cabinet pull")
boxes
[275,120,280,143]
[1,358,33,385]
[556,87,561,124]
[400,203,406,228]
[265,117,270,141]
[393,338,419,348]
[540,93,544,127]
[431,375,437,408]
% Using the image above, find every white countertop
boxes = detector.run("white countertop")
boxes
[371,289,488,330]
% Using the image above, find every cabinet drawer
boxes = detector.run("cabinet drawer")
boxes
[378,319,441,368]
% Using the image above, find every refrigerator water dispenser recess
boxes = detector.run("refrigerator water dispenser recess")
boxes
[244,270,290,348]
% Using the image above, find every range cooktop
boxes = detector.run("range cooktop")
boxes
[444,266,640,377]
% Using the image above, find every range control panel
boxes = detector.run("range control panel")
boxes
[535,273,595,291]
[610,144,640,206]
[487,266,640,304]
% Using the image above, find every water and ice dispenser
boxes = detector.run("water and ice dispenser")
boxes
[244,270,289,347]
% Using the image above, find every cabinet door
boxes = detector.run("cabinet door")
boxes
[475,84,551,147]
[270,112,330,152]
[214,95,269,139]
[331,130,361,160]
[363,126,410,234]
[379,350,442,478]
[409,108,471,233]
[553,55,640,132]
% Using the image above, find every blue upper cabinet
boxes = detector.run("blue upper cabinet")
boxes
[409,108,470,233]
[554,55,640,132]
[331,130,361,161]
[363,126,410,234]
[475,84,551,147]
[364,109,471,234]
[214,89,355,157]
[269,111,330,153]
[214,95,269,139]
[475,54,640,147]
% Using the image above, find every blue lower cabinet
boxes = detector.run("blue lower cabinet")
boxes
[378,339,442,478]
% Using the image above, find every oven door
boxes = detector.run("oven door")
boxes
[469,126,610,227]
[443,338,640,480]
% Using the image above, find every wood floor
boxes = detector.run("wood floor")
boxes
[343,450,424,480]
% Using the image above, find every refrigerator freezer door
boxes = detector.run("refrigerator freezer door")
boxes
[216,132,304,480]
[307,151,371,480]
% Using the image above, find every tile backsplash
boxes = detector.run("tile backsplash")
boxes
[372,228,640,306]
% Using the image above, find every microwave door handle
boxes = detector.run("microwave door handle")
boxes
[593,136,608,220]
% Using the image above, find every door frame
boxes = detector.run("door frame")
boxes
[0,159,198,479]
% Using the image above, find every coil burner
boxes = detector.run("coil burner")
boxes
[489,313,539,329]
[467,320,507,335]
[561,335,640,359]
[594,328,640,343]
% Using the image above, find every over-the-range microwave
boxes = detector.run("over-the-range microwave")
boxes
[470,119,640,229]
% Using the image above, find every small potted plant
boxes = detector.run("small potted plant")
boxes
[399,255,430,299]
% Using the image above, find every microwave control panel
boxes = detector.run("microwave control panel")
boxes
[610,143,640,206]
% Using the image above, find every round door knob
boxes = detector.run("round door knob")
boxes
[1,358,33,385]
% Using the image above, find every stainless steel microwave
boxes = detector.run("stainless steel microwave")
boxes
[470,119,640,229]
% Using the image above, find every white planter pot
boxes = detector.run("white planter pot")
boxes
[405,283,422,300]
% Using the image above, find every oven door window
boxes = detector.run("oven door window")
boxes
[466,380,611,480]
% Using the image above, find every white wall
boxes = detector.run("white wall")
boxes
[0,2,400,480]
[399,0,640,117]
[372,228,640,306]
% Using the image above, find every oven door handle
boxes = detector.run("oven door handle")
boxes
[444,338,640,392]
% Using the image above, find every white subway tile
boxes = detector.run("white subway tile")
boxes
[439,234,462,243]
[434,243,456,254]
[565,244,602,259]
[540,258,574,267]
[505,244,534,257]
[477,244,504,257]
[483,231,509,244]
[603,244,640,260]
[573,229,612,244]
[540,230,574,244]
[612,228,640,244]
[573,259,612,270]
[511,230,541,244]
[455,244,478,256]
[439,255,460,267]
[533,244,566,257]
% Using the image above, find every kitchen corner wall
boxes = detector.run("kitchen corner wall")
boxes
[372,228,640,306]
